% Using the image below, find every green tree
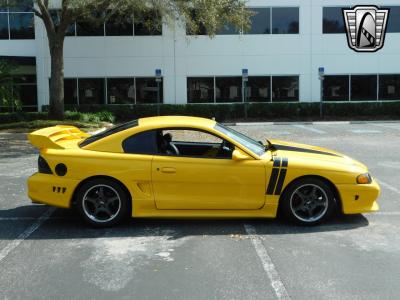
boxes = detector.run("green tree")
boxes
[8,0,251,119]
[0,59,21,112]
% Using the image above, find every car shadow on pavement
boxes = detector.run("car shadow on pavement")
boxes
[0,205,370,240]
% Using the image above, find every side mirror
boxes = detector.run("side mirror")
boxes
[232,148,252,161]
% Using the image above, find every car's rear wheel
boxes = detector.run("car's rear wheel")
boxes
[76,178,130,227]
[280,178,336,225]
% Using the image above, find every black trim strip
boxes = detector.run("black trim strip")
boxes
[267,168,280,195]
[272,144,340,157]
[273,156,281,167]
[274,169,287,195]
[281,157,288,167]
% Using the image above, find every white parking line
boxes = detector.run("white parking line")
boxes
[292,124,326,134]
[371,123,400,130]
[349,129,381,134]
[244,224,290,300]
[374,212,400,216]
[0,207,55,263]
[0,217,37,221]
[0,216,69,221]
[379,180,400,195]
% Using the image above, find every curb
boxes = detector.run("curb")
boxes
[230,120,400,126]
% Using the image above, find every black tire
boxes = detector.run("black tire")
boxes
[280,177,336,226]
[76,178,131,227]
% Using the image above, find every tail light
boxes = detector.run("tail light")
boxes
[38,156,53,174]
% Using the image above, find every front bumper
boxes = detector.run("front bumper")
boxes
[336,179,380,214]
[27,173,80,208]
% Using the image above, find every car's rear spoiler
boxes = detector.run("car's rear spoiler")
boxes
[28,125,90,150]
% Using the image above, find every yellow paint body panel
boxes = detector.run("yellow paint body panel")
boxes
[27,116,380,219]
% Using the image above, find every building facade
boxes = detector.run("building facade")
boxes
[1,0,400,111]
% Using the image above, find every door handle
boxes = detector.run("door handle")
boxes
[160,167,176,174]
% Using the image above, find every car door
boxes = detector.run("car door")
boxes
[151,129,266,210]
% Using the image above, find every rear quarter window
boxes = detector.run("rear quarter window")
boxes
[123,131,157,154]
[80,120,138,147]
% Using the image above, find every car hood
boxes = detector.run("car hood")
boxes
[267,139,367,171]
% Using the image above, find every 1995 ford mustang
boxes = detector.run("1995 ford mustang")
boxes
[27,116,380,227]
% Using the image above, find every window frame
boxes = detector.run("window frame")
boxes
[271,75,300,102]
[350,74,378,101]
[379,74,400,101]
[187,77,215,103]
[271,6,300,34]
[244,7,271,35]
[322,6,349,34]
[123,127,248,160]
[323,75,350,101]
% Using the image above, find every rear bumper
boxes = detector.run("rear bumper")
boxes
[27,173,80,208]
[336,179,380,214]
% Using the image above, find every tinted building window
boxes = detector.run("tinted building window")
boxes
[134,11,162,36]
[386,6,400,33]
[106,15,133,36]
[351,75,377,101]
[379,75,400,100]
[50,10,75,36]
[246,76,270,102]
[14,74,37,107]
[0,0,8,12]
[272,76,299,102]
[0,13,8,39]
[187,77,214,103]
[9,13,34,39]
[216,77,242,103]
[272,7,299,34]
[136,78,163,104]
[323,75,349,101]
[246,8,270,34]
[78,78,105,105]
[64,78,78,105]
[323,7,346,33]
[123,131,158,155]
[107,78,135,104]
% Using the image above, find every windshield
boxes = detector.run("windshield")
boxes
[215,123,265,156]
[79,119,138,147]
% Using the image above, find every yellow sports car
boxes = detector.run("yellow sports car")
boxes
[27,116,380,227]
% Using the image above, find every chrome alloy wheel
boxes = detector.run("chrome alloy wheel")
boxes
[289,184,329,223]
[82,184,122,223]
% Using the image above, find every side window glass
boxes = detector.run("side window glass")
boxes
[123,131,157,154]
[160,129,234,159]
[165,129,223,144]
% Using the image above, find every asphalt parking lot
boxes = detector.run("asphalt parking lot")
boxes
[0,121,400,300]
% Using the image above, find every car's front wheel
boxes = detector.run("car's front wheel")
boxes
[280,178,336,225]
[76,178,130,227]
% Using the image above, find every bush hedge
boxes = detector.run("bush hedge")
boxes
[1,102,399,125]
[67,101,400,122]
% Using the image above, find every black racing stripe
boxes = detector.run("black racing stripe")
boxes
[266,168,280,195]
[272,144,340,157]
[281,157,288,167]
[274,169,287,195]
[273,156,281,167]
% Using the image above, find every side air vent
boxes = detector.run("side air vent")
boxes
[38,156,52,174]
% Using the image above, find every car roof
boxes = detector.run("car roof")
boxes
[138,116,217,129]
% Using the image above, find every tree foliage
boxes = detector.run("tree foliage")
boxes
[0,60,21,111]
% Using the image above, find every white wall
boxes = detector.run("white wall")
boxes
[2,0,400,109]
